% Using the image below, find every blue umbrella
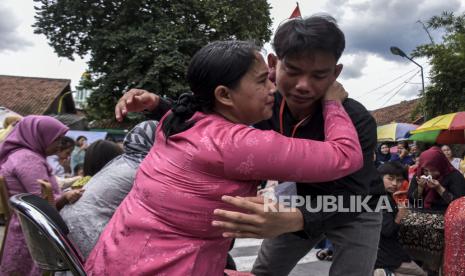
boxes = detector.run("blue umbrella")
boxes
[377,123,418,142]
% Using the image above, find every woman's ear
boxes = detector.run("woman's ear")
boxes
[214,85,234,107]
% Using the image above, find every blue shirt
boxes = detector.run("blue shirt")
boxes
[390,154,414,166]
[46,155,66,177]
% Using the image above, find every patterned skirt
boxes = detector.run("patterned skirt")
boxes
[399,209,444,271]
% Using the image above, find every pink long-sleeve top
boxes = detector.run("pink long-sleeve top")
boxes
[0,150,61,276]
[85,100,362,276]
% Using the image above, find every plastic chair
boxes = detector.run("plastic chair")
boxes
[9,193,86,275]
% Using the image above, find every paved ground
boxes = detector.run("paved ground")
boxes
[231,238,331,276]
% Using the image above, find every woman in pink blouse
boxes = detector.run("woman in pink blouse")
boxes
[444,196,465,275]
[85,41,363,275]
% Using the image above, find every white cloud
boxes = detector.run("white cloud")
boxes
[339,53,368,79]
[267,0,463,110]
[0,1,87,88]
[326,0,463,59]
[0,3,33,52]
[0,0,464,112]
[342,54,429,110]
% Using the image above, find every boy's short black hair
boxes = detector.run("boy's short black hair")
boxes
[272,14,345,61]
[377,161,408,180]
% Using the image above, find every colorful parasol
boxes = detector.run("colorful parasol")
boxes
[409,112,465,144]
[377,123,418,142]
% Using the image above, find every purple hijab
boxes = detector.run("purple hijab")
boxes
[0,115,69,167]
[0,115,68,276]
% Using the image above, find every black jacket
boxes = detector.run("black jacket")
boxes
[375,195,411,270]
[150,93,385,237]
[255,93,383,198]
[255,93,384,237]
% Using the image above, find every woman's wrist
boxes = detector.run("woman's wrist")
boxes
[148,94,160,111]
[323,100,342,107]
[416,186,424,198]
[435,185,445,195]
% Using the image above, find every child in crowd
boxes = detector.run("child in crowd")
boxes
[374,161,427,276]
[390,141,415,166]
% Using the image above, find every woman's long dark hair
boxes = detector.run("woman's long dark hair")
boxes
[83,140,123,176]
[162,40,259,139]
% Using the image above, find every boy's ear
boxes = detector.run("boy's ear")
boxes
[267,53,278,69]
[267,54,278,83]
[334,64,343,78]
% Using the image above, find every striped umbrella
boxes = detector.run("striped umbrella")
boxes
[377,123,418,142]
[409,112,465,144]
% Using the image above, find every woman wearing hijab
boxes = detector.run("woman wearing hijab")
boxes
[60,121,157,258]
[408,146,465,212]
[70,139,123,189]
[401,147,465,272]
[0,115,83,276]
[375,143,391,168]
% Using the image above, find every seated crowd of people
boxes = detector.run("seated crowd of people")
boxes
[373,141,465,275]
[0,14,464,276]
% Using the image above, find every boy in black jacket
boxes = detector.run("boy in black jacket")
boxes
[374,162,427,276]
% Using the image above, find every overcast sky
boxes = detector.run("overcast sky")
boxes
[1,0,464,110]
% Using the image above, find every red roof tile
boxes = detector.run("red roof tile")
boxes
[0,75,72,116]
[370,99,423,125]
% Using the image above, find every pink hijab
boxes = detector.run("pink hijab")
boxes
[0,115,69,167]
[417,146,457,208]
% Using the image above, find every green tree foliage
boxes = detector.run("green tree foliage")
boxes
[33,0,272,120]
[412,11,465,119]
